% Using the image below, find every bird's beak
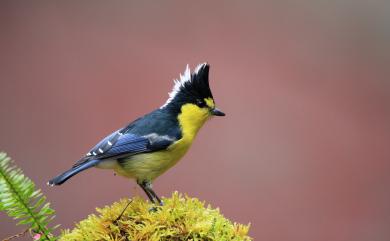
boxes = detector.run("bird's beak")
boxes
[211,108,225,116]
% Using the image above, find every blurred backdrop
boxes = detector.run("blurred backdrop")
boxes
[1,1,389,240]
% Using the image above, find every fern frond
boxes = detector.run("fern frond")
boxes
[0,152,58,241]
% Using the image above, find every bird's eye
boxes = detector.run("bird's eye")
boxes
[196,99,206,107]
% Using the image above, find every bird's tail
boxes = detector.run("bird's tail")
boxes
[47,159,100,186]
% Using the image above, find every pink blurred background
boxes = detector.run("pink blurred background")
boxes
[1,1,389,240]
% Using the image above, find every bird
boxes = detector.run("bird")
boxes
[48,63,225,205]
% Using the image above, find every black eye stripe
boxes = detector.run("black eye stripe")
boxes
[196,99,206,107]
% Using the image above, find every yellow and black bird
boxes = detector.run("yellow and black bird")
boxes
[48,63,225,205]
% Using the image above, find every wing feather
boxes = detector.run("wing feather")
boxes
[75,130,175,167]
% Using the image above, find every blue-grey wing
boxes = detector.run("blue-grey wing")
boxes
[103,133,150,157]
[86,129,123,156]
[101,133,176,158]
[73,129,176,168]
[86,130,147,156]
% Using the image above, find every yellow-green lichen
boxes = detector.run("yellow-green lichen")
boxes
[60,192,251,241]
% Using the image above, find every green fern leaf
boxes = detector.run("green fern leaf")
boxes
[0,152,58,240]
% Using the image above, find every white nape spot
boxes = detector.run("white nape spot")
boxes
[98,148,104,153]
[86,152,91,156]
[118,132,123,136]
[160,64,193,109]
[92,151,97,155]
[108,141,112,146]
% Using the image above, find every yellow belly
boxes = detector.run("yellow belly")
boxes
[115,137,192,181]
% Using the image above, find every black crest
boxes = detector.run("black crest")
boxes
[161,63,214,110]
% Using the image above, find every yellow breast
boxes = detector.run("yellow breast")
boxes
[116,103,211,181]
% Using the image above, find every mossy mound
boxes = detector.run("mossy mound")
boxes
[59,192,251,241]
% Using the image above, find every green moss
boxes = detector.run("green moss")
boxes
[60,192,251,241]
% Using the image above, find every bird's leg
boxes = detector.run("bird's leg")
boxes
[147,187,163,206]
[138,180,163,206]
[138,180,156,203]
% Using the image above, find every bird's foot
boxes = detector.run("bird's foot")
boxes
[148,200,163,212]
[149,206,159,212]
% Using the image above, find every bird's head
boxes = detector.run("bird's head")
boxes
[161,63,225,124]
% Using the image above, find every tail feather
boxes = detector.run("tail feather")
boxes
[48,159,100,186]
